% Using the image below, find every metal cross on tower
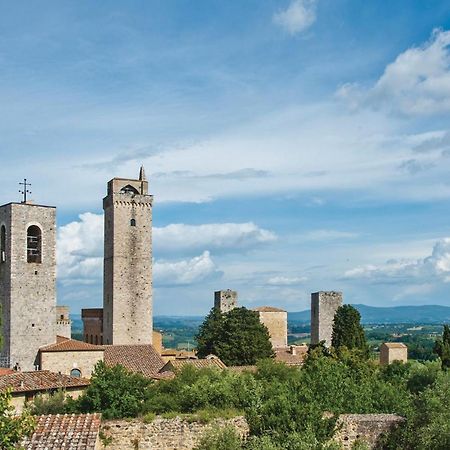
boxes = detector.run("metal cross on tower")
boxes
[19,178,32,203]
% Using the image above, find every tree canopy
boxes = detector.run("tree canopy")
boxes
[434,324,450,370]
[331,305,368,356]
[196,307,274,366]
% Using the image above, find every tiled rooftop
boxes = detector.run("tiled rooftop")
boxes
[252,306,286,313]
[160,357,227,372]
[0,371,90,394]
[382,342,407,348]
[40,336,104,353]
[104,344,165,378]
[21,413,101,450]
[274,346,308,366]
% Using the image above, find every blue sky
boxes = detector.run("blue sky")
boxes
[2,1,450,314]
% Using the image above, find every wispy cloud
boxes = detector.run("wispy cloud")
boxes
[267,275,308,286]
[273,0,318,35]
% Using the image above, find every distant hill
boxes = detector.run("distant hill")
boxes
[288,304,450,324]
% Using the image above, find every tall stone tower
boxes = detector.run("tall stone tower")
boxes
[103,167,153,345]
[214,290,238,313]
[0,202,56,370]
[310,291,343,347]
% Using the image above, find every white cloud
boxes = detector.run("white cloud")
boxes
[154,251,220,286]
[154,222,277,254]
[344,238,450,283]
[267,275,307,286]
[337,29,450,115]
[273,0,317,35]
[57,214,273,286]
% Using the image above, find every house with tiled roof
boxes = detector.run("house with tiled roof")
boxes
[40,336,104,379]
[380,342,408,365]
[0,370,90,413]
[21,413,102,450]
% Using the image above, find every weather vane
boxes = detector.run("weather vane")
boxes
[19,178,32,203]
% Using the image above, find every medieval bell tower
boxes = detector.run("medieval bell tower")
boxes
[103,167,153,345]
[0,198,57,370]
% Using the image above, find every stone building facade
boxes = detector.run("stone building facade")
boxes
[0,202,57,371]
[214,289,238,313]
[380,342,408,365]
[103,167,153,345]
[56,306,71,339]
[81,308,103,345]
[310,291,343,347]
[253,306,288,348]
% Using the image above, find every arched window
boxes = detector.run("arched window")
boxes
[130,219,136,227]
[27,225,42,263]
[70,368,81,378]
[95,335,98,345]
[0,225,5,263]
[120,185,139,195]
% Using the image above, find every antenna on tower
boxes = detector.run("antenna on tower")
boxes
[19,179,32,203]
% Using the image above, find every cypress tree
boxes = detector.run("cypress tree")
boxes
[331,305,368,356]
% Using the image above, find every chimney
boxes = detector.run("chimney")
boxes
[290,345,297,356]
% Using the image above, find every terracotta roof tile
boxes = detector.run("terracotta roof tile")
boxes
[382,342,407,348]
[103,345,165,378]
[21,413,101,450]
[0,371,90,394]
[0,368,15,375]
[160,358,227,372]
[253,306,286,313]
[227,365,258,373]
[40,338,104,352]
[274,346,308,366]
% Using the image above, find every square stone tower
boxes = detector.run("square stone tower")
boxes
[310,291,343,347]
[214,290,238,313]
[253,306,288,348]
[103,167,153,345]
[0,202,57,370]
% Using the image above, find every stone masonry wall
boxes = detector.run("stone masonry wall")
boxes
[100,416,249,450]
[333,414,405,449]
[103,177,153,346]
[0,203,57,370]
[257,311,287,348]
[311,291,342,347]
[40,350,104,379]
[214,290,238,313]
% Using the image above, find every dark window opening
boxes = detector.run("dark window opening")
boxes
[95,335,98,345]
[0,225,5,263]
[90,334,93,344]
[130,218,136,227]
[120,184,139,195]
[70,368,81,378]
[60,315,64,320]
[27,225,42,263]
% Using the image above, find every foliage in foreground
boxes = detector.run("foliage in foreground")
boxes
[24,351,450,449]
[434,324,450,369]
[0,390,36,450]
[196,307,274,365]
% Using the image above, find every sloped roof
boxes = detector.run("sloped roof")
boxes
[227,365,258,373]
[274,346,308,366]
[40,336,104,353]
[21,414,101,450]
[103,345,165,378]
[382,342,407,349]
[0,371,90,394]
[0,368,15,375]
[160,357,227,373]
[253,306,286,313]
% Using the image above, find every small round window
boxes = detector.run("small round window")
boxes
[70,368,81,378]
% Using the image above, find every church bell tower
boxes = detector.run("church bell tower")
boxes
[103,167,153,345]
[0,196,57,370]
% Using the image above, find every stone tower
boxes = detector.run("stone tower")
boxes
[310,291,343,347]
[103,167,153,345]
[214,290,238,313]
[0,202,56,370]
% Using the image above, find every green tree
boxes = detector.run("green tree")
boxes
[0,390,35,449]
[331,305,368,356]
[75,361,153,418]
[433,324,450,370]
[196,307,274,366]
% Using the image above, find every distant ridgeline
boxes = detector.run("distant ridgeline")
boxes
[288,304,450,324]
